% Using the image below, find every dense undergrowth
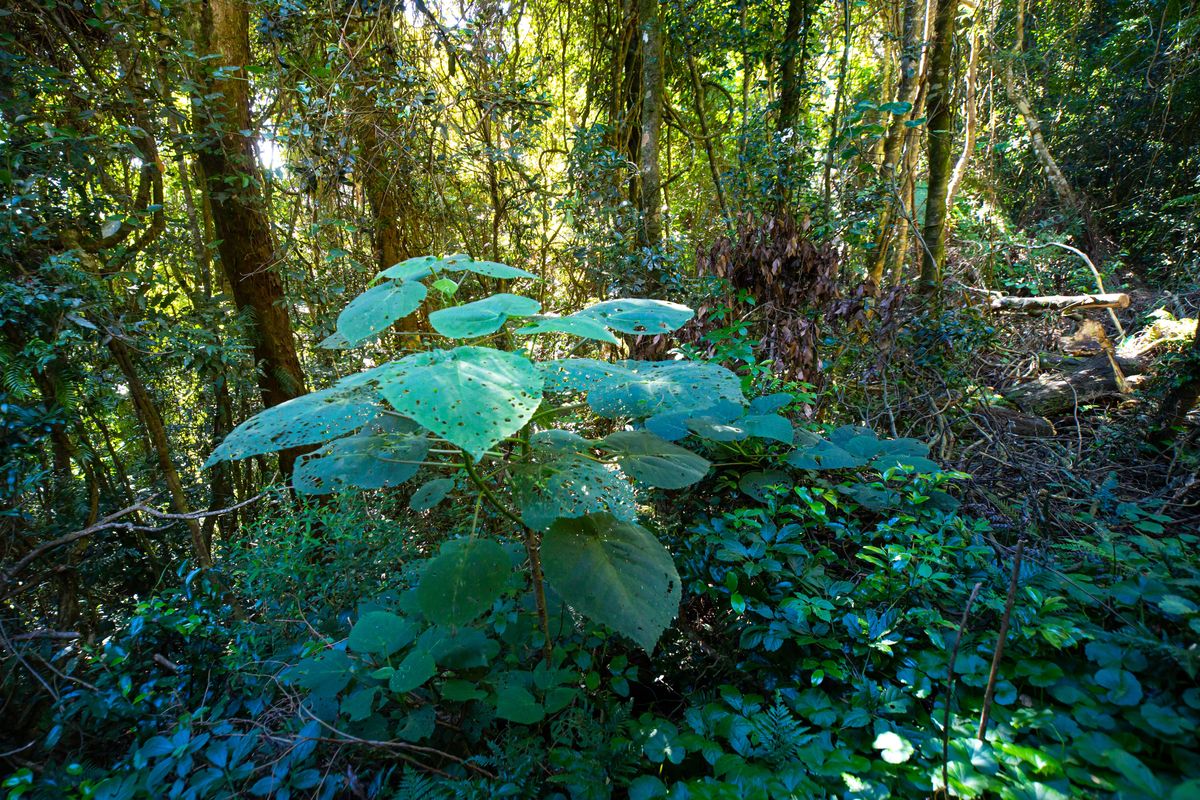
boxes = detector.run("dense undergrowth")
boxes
[6,362,1199,799]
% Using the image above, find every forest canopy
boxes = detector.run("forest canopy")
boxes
[2,0,1199,797]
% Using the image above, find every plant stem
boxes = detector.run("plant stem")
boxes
[942,581,983,797]
[525,526,553,665]
[978,539,1024,741]
[460,450,552,664]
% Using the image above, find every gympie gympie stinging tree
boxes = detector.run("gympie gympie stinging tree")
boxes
[205,254,799,653]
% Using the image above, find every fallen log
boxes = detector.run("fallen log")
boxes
[1005,354,1145,416]
[989,293,1130,312]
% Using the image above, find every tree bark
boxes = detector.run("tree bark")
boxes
[638,0,664,251]
[870,0,925,285]
[105,336,211,567]
[919,0,959,292]
[988,293,1130,312]
[1002,0,1083,216]
[1153,321,1200,437]
[195,0,307,476]
[946,0,986,207]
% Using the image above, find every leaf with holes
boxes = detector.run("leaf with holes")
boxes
[376,347,543,461]
[539,358,632,394]
[514,315,620,345]
[294,426,429,495]
[588,360,746,419]
[206,387,380,466]
[514,456,637,530]
[541,513,681,652]
[410,478,454,511]
[739,470,794,502]
[336,279,427,346]
[442,255,538,280]
[599,430,710,489]
[416,539,511,626]
[378,255,444,282]
[429,293,541,339]
[576,299,694,335]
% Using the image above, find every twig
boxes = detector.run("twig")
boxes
[978,539,1024,741]
[942,581,983,798]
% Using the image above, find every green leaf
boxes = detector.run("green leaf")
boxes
[206,387,380,466]
[429,293,541,338]
[539,358,630,393]
[410,477,454,511]
[734,413,794,444]
[287,650,352,697]
[738,470,794,502]
[872,731,914,764]
[440,679,488,702]
[599,430,711,489]
[396,706,436,742]
[348,611,416,657]
[1095,667,1143,706]
[416,539,511,626]
[389,649,436,693]
[294,426,429,495]
[377,347,543,461]
[1108,750,1163,796]
[514,456,637,530]
[431,278,459,296]
[880,100,913,114]
[575,299,694,334]
[336,279,427,346]
[514,314,620,345]
[378,255,444,282]
[541,513,681,652]
[420,627,499,668]
[340,687,378,722]
[587,360,746,419]
[443,255,537,280]
[494,684,545,724]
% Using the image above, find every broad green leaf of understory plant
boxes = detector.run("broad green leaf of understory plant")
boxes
[416,539,512,626]
[599,430,711,489]
[576,299,695,335]
[587,360,746,419]
[293,421,429,494]
[205,387,380,466]
[541,513,681,652]
[336,279,427,346]
[347,611,416,657]
[514,314,620,345]
[429,293,541,338]
[410,477,454,511]
[376,346,543,460]
[514,456,637,530]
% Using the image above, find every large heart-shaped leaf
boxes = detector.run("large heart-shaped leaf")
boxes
[588,360,746,419]
[443,256,538,280]
[376,346,543,460]
[206,387,380,466]
[348,611,416,657]
[429,293,541,339]
[293,427,430,495]
[514,456,637,530]
[576,299,694,335]
[541,513,681,652]
[416,539,512,627]
[377,255,445,282]
[539,358,632,393]
[599,430,710,489]
[515,315,620,345]
[336,279,427,346]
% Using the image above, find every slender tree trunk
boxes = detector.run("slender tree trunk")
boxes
[686,52,730,223]
[195,0,307,476]
[1002,0,1083,217]
[870,0,925,285]
[777,0,811,136]
[822,0,854,215]
[919,0,959,292]
[947,0,986,206]
[638,0,664,251]
[106,336,211,567]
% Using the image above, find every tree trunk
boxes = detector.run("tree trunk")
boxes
[919,0,959,292]
[1002,0,1083,217]
[777,0,812,137]
[821,0,853,215]
[106,336,211,567]
[195,0,307,476]
[947,0,986,207]
[638,0,664,252]
[1153,321,1200,437]
[869,0,925,285]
